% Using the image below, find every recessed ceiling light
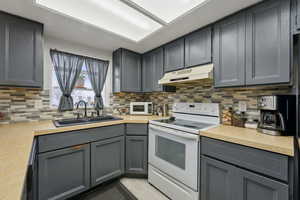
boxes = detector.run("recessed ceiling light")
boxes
[35,0,162,42]
[126,0,210,23]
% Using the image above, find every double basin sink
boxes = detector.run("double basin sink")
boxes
[53,115,123,127]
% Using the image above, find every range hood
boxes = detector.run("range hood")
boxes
[159,64,213,86]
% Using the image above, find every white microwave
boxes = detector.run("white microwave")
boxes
[130,102,153,115]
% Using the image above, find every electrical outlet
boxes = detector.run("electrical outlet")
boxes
[238,101,247,112]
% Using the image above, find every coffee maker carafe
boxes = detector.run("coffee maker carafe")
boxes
[257,95,296,136]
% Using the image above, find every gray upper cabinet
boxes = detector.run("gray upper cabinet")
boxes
[142,52,154,93]
[0,12,43,88]
[201,156,235,200]
[38,144,90,200]
[293,0,300,34]
[152,48,165,92]
[126,136,148,175]
[164,38,185,72]
[235,168,289,200]
[213,12,246,87]
[91,136,125,187]
[113,48,142,93]
[142,48,175,92]
[245,0,290,85]
[185,27,212,68]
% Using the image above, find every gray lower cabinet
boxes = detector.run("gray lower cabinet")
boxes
[213,12,246,87]
[201,156,235,200]
[126,136,148,175]
[245,0,290,85]
[0,11,43,88]
[38,144,90,200]
[185,27,212,68]
[235,168,289,200]
[164,38,185,72]
[201,156,289,200]
[91,136,125,187]
[113,48,142,93]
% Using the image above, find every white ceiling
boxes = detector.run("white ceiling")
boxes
[0,0,262,53]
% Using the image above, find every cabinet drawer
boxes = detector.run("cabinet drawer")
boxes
[126,124,148,136]
[38,124,125,153]
[201,137,289,181]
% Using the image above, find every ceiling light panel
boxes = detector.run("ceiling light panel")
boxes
[128,0,209,23]
[36,0,162,42]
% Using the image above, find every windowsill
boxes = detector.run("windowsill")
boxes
[53,86,93,91]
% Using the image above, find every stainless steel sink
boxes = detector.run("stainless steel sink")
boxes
[53,115,123,127]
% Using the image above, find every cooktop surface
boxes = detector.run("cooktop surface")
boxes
[155,117,214,130]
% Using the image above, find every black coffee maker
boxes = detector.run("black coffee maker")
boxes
[257,95,296,136]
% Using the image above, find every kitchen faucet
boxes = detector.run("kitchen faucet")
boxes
[76,100,87,118]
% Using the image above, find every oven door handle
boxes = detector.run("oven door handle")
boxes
[149,124,199,141]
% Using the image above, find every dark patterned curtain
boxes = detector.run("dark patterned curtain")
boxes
[50,50,84,111]
[85,58,109,111]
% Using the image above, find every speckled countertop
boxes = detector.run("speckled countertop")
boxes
[200,125,294,157]
[0,116,296,200]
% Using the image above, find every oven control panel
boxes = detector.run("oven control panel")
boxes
[173,103,220,117]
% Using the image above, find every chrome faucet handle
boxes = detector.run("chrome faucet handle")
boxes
[90,111,97,118]
[73,112,82,119]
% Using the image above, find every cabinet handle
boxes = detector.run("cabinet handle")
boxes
[71,144,85,150]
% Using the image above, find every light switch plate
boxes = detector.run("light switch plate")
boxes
[238,101,247,112]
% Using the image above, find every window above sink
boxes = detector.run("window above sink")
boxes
[50,62,109,109]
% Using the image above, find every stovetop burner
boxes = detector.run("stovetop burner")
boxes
[155,117,215,130]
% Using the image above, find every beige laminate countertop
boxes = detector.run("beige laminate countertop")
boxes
[0,117,296,200]
[200,125,294,157]
[0,115,163,200]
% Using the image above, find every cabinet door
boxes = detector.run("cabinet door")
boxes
[112,49,122,93]
[0,12,43,88]
[185,27,212,67]
[235,168,289,200]
[201,156,235,200]
[152,48,164,92]
[126,136,148,175]
[164,38,185,72]
[213,13,246,87]
[245,0,290,85]
[91,136,125,187]
[292,0,300,34]
[122,49,142,92]
[142,52,154,92]
[38,144,90,200]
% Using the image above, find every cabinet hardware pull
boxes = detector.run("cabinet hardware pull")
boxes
[71,144,84,150]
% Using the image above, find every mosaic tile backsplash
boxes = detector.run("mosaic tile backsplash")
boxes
[0,81,293,124]
[0,87,110,124]
[111,81,293,121]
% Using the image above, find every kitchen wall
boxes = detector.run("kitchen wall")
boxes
[111,80,293,121]
[0,37,112,124]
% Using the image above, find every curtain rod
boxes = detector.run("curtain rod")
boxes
[50,48,110,63]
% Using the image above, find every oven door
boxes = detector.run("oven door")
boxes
[149,124,199,190]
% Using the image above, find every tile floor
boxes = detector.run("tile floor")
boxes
[120,178,169,200]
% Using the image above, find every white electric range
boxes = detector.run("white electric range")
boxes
[148,103,220,200]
